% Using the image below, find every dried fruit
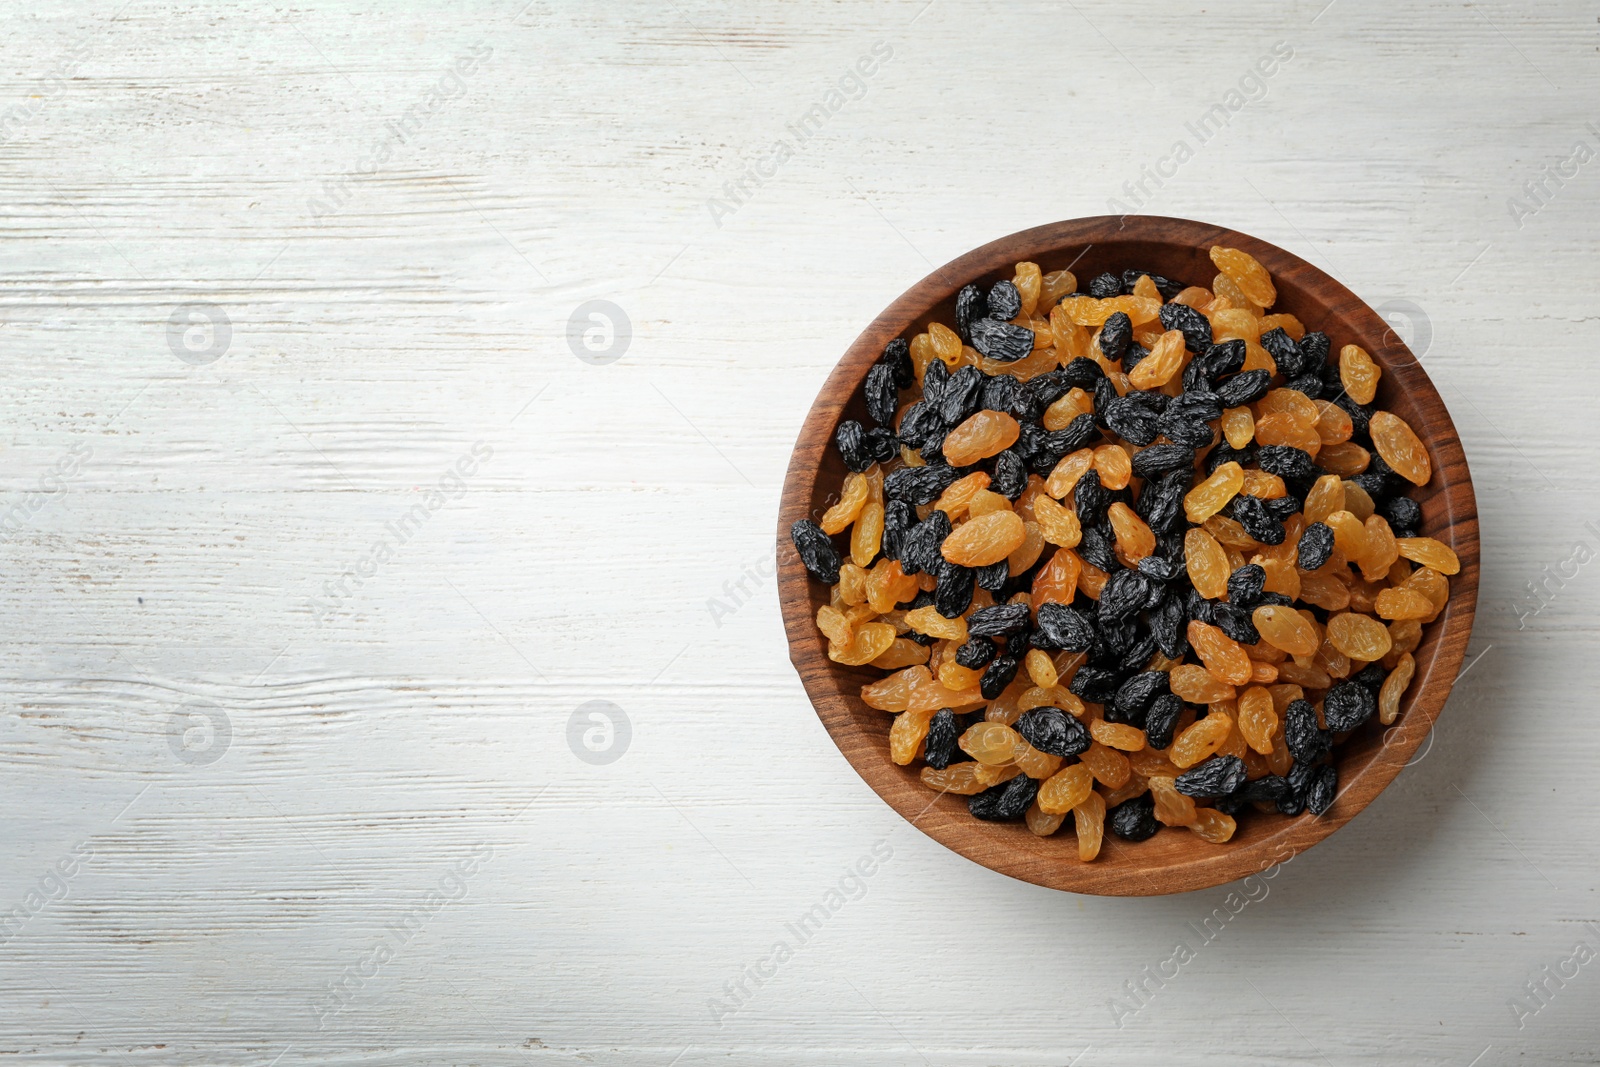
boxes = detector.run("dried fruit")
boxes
[943,410,1021,466]
[1073,790,1106,859]
[1172,712,1234,768]
[1338,344,1380,405]
[1107,794,1159,841]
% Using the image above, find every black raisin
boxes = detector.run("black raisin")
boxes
[955,636,997,669]
[969,317,1034,362]
[1087,271,1122,298]
[790,520,840,584]
[1322,680,1375,732]
[968,773,1038,821]
[992,450,1027,500]
[987,279,1022,320]
[1159,302,1213,351]
[1130,443,1195,479]
[976,559,1009,594]
[835,419,872,473]
[1284,699,1331,763]
[1034,602,1096,652]
[1231,494,1285,545]
[1103,395,1160,446]
[1136,470,1191,534]
[1137,555,1181,582]
[1353,662,1387,691]
[1156,413,1215,450]
[922,360,949,404]
[863,363,898,427]
[1075,468,1111,526]
[979,373,1021,416]
[979,655,1019,700]
[935,562,975,618]
[1206,441,1256,476]
[898,510,952,576]
[1108,794,1159,841]
[884,464,961,506]
[1259,327,1305,378]
[1227,564,1266,608]
[1175,754,1247,799]
[923,709,958,770]
[1241,774,1291,805]
[1120,268,1183,299]
[1185,585,1215,625]
[1097,569,1151,623]
[881,337,914,389]
[967,602,1031,637]
[1099,311,1132,361]
[1212,602,1260,645]
[1113,671,1170,721]
[1068,665,1121,703]
[1256,445,1318,483]
[1382,496,1422,531]
[880,499,915,562]
[1060,356,1105,388]
[1016,707,1091,757]
[1144,693,1182,750]
[1151,596,1188,659]
[1215,368,1273,407]
[1298,522,1334,570]
[1306,764,1337,815]
[954,284,985,344]
[1299,331,1331,366]
[937,365,986,426]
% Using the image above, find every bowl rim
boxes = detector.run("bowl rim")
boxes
[777,215,1479,896]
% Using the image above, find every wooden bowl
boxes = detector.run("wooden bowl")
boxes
[777,215,1479,896]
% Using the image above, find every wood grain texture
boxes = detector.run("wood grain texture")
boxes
[2,0,1598,1064]
[778,215,1480,895]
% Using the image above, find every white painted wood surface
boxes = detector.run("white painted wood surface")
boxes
[2,1,1598,1063]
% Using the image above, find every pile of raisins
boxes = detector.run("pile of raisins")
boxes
[794,248,1458,858]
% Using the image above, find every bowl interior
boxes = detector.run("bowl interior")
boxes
[778,216,1479,895]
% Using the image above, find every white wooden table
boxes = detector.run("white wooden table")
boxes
[2,2,1597,1063]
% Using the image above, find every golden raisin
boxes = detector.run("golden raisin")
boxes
[1252,604,1319,656]
[1188,807,1237,843]
[1209,246,1277,308]
[1033,494,1083,549]
[1186,621,1253,685]
[1090,719,1147,752]
[1038,763,1095,814]
[820,471,869,534]
[1073,790,1105,861]
[1236,685,1278,755]
[1107,502,1156,562]
[1170,663,1236,704]
[1338,343,1381,404]
[1379,652,1416,725]
[1184,462,1244,524]
[941,510,1027,567]
[1185,527,1230,599]
[942,410,1021,466]
[1093,444,1133,490]
[1171,713,1234,768]
[1149,776,1199,826]
[1326,612,1394,661]
[1370,411,1432,486]
[1396,537,1460,575]
[1128,330,1186,389]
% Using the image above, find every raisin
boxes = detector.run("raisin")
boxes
[1103,395,1159,446]
[1034,602,1096,652]
[1077,525,1117,573]
[969,772,1039,821]
[1174,754,1247,799]
[976,559,1010,593]
[980,655,1019,699]
[1099,311,1132,361]
[1323,680,1376,732]
[1306,764,1337,815]
[954,285,985,343]
[1074,468,1111,526]
[967,602,1031,637]
[1212,602,1260,645]
[834,420,872,473]
[1130,443,1193,479]
[1370,411,1432,485]
[986,279,1022,320]
[1231,495,1286,545]
[874,341,910,394]
[1108,794,1160,841]
[942,410,1020,467]
[1215,368,1272,407]
[1087,272,1122,298]
[1112,671,1170,724]
[1241,774,1291,805]
[1186,586,1215,624]
[791,520,841,584]
[1210,246,1276,307]
[1016,707,1091,757]
[954,636,996,669]
[978,373,1019,414]
[1137,470,1191,534]
[934,562,975,618]
[922,359,950,403]
[969,317,1034,362]
[1260,327,1305,377]
[1068,665,1121,703]
[880,499,915,561]
[1256,445,1318,483]
[1097,569,1152,623]
[923,709,958,770]
[895,401,943,450]
[1226,564,1266,608]
[1121,268,1183,299]
[1137,554,1181,582]
[1284,699,1331,762]
[1151,596,1189,659]
[864,363,898,427]
[1160,301,1213,352]
[898,510,951,575]
[1382,495,1422,532]
[991,450,1027,500]
[1144,693,1183,749]
[865,428,898,464]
